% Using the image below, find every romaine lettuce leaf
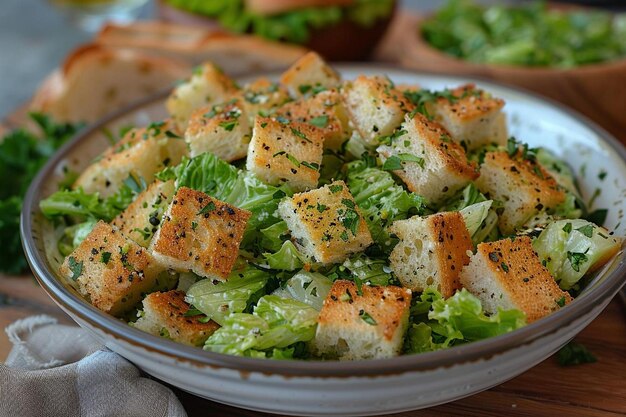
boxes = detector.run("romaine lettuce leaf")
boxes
[272,270,332,310]
[57,220,97,256]
[345,162,426,250]
[204,295,318,356]
[39,185,134,222]
[259,220,290,252]
[185,265,268,326]
[263,241,306,271]
[404,289,526,354]
[533,219,621,290]
[342,254,397,287]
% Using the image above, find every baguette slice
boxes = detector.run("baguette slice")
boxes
[460,236,572,323]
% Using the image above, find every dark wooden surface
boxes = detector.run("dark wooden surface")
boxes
[1,275,625,416]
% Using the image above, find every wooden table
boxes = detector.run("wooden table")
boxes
[1,274,625,416]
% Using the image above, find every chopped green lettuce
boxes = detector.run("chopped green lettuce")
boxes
[259,220,290,252]
[39,185,135,222]
[272,270,332,310]
[341,254,397,287]
[263,241,306,271]
[57,220,97,256]
[346,162,426,250]
[185,265,268,326]
[204,295,318,357]
[404,289,526,354]
[533,219,621,290]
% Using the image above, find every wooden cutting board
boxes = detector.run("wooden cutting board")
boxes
[2,14,626,417]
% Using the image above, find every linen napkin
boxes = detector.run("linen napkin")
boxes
[0,315,187,417]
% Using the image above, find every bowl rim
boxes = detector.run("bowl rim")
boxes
[21,64,626,377]
[412,6,626,74]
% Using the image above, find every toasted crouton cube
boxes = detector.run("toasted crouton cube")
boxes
[389,212,472,298]
[166,62,239,130]
[276,89,352,150]
[460,236,572,322]
[280,52,341,98]
[476,151,565,234]
[150,187,251,280]
[74,120,187,198]
[246,116,324,191]
[134,290,219,346]
[428,84,507,150]
[343,75,414,146]
[312,280,412,360]
[377,113,478,206]
[112,180,176,247]
[185,99,251,161]
[278,181,373,265]
[59,221,167,317]
[233,77,291,121]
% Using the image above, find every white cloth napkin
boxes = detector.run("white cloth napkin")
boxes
[1,315,187,417]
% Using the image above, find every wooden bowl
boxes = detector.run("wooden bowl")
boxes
[392,14,626,143]
[156,0,396,61]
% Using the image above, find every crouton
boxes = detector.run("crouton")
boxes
[233,77,291,121]
[112,180,176,247]
[59,221,167,317]
[275,89,351,150]
[377,113,478,206]
[278,181,373,265]
[74,120,187,198]
[389,211,472,298]
[476,150,566,234]
[312,280,412,360]
[150,187,251,280]
[343,75,414,146]
[280,51,341,98]
[166,62,239,130]
[460,236,572,322]
[185,99,251,161]
[134,290,219,346]
[246,116,324,191]
[428,84,507,150]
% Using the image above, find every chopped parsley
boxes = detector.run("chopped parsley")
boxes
[562,222,572,233]
[309,115,329,128]
[576,224,594,238]
[329,184,343,193]
[557,342,597,366]
[100,252,111,265]
[556,296,566,307]
[301,161,320,171]
[197,201,217,215]
[359,310,377,325]
[316,203,327,213]
[501,262,509,272]
[219,120,238,132]
[567,250,588,272]
[68,256,83,280]
[290,127,311,143]
[382,154,425,171]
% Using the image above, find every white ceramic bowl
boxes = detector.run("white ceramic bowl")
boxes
[22,66,626,416]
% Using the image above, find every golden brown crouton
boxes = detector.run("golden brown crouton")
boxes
[133,290,219,346]
[112,180,176,247]
[476,150,566,234]
[246,116,324,191]
[428,84,507,150]
[389,212,473,298]
[377,112,478,206]
[343,75,414,146]
[74,120,187,198]
[232,77,291,121]
[280,51,341,98]
[166,62,239,130]
[185,99,251,161]
[278,181,373,265]
[59,221,167,317]
[312,280,412,360]
[150,187,251,280]
[275,89,352,150]
[460,236,572,322]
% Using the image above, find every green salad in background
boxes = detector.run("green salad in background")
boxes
[422,0,626,68]
[163,0,394,43]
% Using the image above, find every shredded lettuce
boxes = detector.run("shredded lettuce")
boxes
[57,220,97,256]
[185,265,268,326]
[263,241,307,271]
[272,270,332,310]
[404,289,526,354]
[39,185,135,222]
[346,161,426,250]
[204,295,318,357]
[533,219,621,290]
